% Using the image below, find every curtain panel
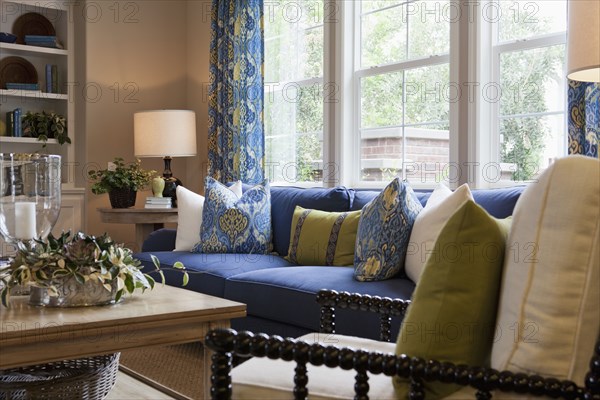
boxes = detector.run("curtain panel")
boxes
[208,0,265,184]
[568,80,600,158]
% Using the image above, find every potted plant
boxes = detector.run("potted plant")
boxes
[88,157,156,208]
[0,231,188,307]
[22,111,70,147]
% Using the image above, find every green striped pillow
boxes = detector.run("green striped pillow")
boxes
[285,206,361,266]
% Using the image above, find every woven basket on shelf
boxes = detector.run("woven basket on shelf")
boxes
[0,353,120,400]
[108,187,136,208]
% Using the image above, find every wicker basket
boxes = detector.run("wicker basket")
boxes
[108,188,136,208]
[0,353,120,400]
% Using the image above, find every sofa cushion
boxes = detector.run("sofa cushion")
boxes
[232,333,396,400]
[405,183,473,283]
[195,178,272,254]
[354,179,423,281]
[268,186,354,256]
[286,207,361,266]
[492,155,600,386]
[351,189,430,210]
[395,200,510,399]
[175,183,242,251]
[471,186,525,218]
[136,251,292,298]
[351,187,524,218]
[224,266,415,340]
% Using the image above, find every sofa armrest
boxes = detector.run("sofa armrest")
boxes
[316,289,410,342]
[205,328,600,400]
[141,228,177,252]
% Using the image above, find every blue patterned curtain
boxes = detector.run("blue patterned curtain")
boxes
[208,0,265,184]
[568,80,600,158]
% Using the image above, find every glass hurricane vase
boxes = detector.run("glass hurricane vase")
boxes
[0,153,62,244]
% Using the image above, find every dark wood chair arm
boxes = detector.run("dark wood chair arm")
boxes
[205,328,600,400]
[316,289,411,341]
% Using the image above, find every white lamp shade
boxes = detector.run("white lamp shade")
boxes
[567,0,600,82]
[134,110,197,157]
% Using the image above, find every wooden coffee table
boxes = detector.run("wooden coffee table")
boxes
[0,285,246,399]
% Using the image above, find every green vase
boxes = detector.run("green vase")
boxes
[152,177,165,197]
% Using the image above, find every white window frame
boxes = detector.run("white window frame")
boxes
[267,0,568,190]
[477,0,568,188]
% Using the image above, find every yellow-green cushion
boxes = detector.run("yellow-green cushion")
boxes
[286,206,361,266]
[394,200,511,399]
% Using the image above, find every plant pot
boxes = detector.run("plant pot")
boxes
[29,271,119,307]
[108,187,136,208]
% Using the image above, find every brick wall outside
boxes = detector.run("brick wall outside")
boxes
[360,134,450,182]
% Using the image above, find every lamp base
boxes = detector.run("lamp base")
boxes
[162,176,182,207]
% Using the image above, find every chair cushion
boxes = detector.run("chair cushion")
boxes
[492,155,600,386]
[405,183,473,283]
[354,178,423,281]
[174,183,242,251]
[194,178,272,254]
[268,186,355,256]
[232,333,397,400]
[224,266,415,340]
[286,207,361,266]
[136,251,292,298]
[395,200,511,399]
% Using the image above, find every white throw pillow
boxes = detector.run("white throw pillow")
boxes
[491,155,599,387]
[174,182,242,251]
[405,183,473,283]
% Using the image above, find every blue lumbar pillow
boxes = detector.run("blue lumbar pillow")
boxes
[192,177,272,254]
[354,177,422,281]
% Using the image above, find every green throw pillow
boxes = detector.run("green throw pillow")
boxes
[286,206,361,266]
[394,200,511,399]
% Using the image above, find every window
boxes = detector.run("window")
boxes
[489,0,567,182]
[263,0,569,188]
[356,0,451,184]
[264,0,325,185]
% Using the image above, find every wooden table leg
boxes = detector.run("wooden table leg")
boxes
[135,224,155,252]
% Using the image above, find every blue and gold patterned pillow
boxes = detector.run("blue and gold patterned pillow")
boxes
[354,178,422,281]
[192,177,272,254]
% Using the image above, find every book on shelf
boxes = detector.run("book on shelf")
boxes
[46,64,52,93]
[146,197,172,204]
[6,83,40,91]
[144,203,173,209]
[6,112,14,137]
[146,198,172,202]
[51,65,58,94]
[24,35,64,49]
[12,108,21,137]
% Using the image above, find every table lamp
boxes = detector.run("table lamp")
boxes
[567,0,600,82]
[134,110,197,207]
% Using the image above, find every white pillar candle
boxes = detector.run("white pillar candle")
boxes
[15,202,36,240]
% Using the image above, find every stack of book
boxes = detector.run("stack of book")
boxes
[24,35,63,49]
[145,197,172,209]
[5,108,22,137]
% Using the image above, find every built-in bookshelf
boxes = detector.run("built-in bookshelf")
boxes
[0,0,84,254]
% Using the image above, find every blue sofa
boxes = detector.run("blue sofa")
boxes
[137,185,524,340]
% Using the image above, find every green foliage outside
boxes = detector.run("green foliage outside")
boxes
[264,0,565,182]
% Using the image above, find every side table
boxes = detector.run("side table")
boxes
[97,208,178,251]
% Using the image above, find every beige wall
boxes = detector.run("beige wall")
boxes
[80,0,212,250]
[185,0,212,194]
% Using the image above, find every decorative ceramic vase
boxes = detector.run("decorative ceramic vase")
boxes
[152,177,165,197]
[29,269,119,307]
